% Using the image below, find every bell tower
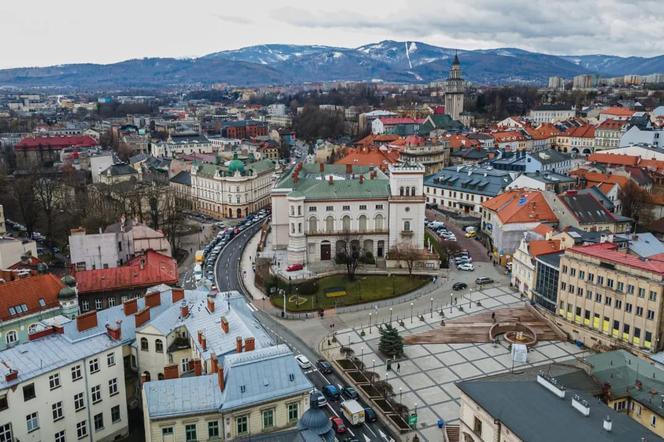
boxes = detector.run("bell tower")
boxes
[444,52,465,121]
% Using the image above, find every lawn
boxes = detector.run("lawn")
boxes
[271,274,430,312]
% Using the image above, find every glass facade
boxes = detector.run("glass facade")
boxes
[534,255,561,312]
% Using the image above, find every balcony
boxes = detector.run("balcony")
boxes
[307,228,388,236]
[400,230,414,238]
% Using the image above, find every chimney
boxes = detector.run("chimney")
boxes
[346,164,352,175]
[603,416,612,432]
[105,320,122,341]
[171,287,185,303]
[76,311,98,332]
[207,296,215,313]
[221,317,229,334]
[139,258,145,270]
[328,175,333,185]
[134,307,151,328]
[4,369,18,383]
[198,330,207,351]
[319,162,324,173]
[245,337,255,352]
[180,303,189,318]
[193,359,203,376]
[359,175,365,184]
[217,366,225,392]
[123,298,138,316]
[211,354,219,373]
[145,290,161,308]
[163,364,179,379]
[236,336,243,353]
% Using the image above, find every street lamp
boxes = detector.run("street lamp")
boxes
[369,312,372,333]
[360,347,364,366]
[410,302,414,324]
[430,297,434,318]
[389,307,393,324]
[400,387,403,403]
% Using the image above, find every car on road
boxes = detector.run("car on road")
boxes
[310,389,327,407]
[287,263,304,272]
[330,417,346,434]
[316,359,333,374]
[457,263,474,271]
[294,354,312,369]
[465,231,477,238]
[322,384,341,400]
[364,406,377,422]
[476,276,494,285]
[453,282,468,290]
[341,386,359,400]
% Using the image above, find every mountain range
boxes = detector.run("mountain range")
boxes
[1,40,662,89]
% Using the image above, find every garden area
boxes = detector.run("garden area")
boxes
[269,273,430,312]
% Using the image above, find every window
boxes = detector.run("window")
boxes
[375,214,384,230]
[647,310,655,320]
[140,338,148,351]
[579,270,585,280]
[473,416,483,435]
[95,299,103,310]
[607,279,614,288]
[208,421,220,438]
[111,405,121,423]
[108,297,116,307]
[615,300,622,309]
[625,303,633,313]
[94,413,104,432]
[561,282,567,291]
[74,392,85,411]
[155,339,164,353]
[49,373,61,390]
[359,205,367,210]
[326,206,333,211]
[5,331,17,345]
[0,394,6,411]
[107,352,115,367]
[308,217,317,233]
[616,282,624,292]
[623,324,630,334]
[77,421,87,439]
[652,416,657,427]
[342,216,351,232]
[55,430,65,442]
[23,383,36,401]
[288,402,299,422]
[342,205,350,211]
[636,306,644,317]
[613,320,620,331]
[638,287,646,298]
[597,276,604,285]
[570,268,576,277]
[586,290,593,300]
[588,273,594,282]
[89,358,99,373]
[375,204,383,210]
[185,424,197,441]
[72,365,82,381]
[52,401,63,421]
[595,293,602,303]
[358,215,367,232]
[308,206,316,212]
[605,297,612,306]
[162,427,174,436]
[236,415,248,435]
[562,265,568,274]
[26,412,39,432]
[634,327,641,339]
[109,378,118,396]
[0,423,11,442]
[627,284,634,294]
[91,385,101,403]
[263,408,275,429]
[650,291,658,302]
[403,221,411,232]
[568,285,575,294]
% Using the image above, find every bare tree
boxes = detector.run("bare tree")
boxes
[159,187,188,252]
[7,173,39,237]
[619,181,653,228]
[34,172,64,243]
[388,242,423,275]
[337,232,363,280]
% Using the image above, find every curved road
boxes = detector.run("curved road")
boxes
[214,223,396,442]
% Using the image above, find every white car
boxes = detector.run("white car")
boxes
[295,354,312,369]
[457,263,475,271]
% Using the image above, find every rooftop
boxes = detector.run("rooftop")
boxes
[0,273,64,322]
[567,243,664,275]
[558,191,618,224]
[482,190,557,224]
[16,135,98,150]
[424,165,515,197]
[527,148,572,165]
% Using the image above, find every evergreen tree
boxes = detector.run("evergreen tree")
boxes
[379,324,403,358]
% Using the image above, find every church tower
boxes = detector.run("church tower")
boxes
[444,53,465,121]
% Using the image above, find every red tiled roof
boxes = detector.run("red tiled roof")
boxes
[597,119,626,130]
[524,123,560,140]
[492,131,526,142]
[446,134,481,149]
[587,153,639,166]
[600,107,635,117]
[529,240,562,257]
[16,135,98,151]
[74,250,178,294]
[335,147,399,170]
[482,190,558,224]
[532,223,555,236]
[0,274,64,321]
[355,134,400,147]
[379,117,418,125]
[573,170,630,189]
[562,125,595,138]
[568,243,664,275]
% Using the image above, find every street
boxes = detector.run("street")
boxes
[213,222,396,441]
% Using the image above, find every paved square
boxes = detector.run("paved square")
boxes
[332,286,591,441]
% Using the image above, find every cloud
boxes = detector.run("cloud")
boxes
[213,14,253,25]
[270,0,664,56]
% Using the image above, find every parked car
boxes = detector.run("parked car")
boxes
[310,389,327,407]
[322,384,341,400]
[364,406,377,423]
[331,417,347,434]
[287,263,304,272]
[295,354,312,369]
[316,359,333,374]
[342,386,359,400]
[476,277,494,285]
[465,231,477,238]
[457,263,474,271]
[453,282,468,291]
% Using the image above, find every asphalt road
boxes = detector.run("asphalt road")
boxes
[214,223,396,442]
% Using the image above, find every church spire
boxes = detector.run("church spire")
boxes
[452,50,460,66]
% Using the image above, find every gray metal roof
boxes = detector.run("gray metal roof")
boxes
[527,148,572,165]
[169,170,192,186]
[144,371,223,419]
[457,376,660,442]
[616,232,664,258]
[523,172,575,185]
[424,165,515,197]
[559,193,617,224]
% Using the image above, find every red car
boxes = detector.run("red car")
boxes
[330,417,346,433]
[286,263,304,272]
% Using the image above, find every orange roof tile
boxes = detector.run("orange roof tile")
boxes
[482,190,557,224]
[598,182,618,194]
[528,240,562,257]
[447,134,480,149]
[532,223,555,236]
[0,274,64,321]
[335,147,399,170]
[597,119,626,130]
[562,125,595,138]
[569,243,664,274]
[600,107,635,117]
[587,153,639,166]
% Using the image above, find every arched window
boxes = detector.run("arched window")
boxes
[309,217,317,233]
[5,330,17,345]
[28,323,39,334]
[375,214,384,231]
[400,186,404,196]
[326,216,334,233]
[411,186,416,196]
[298,223,302,233]
[140,337,149,351]
[342,216,351,232]
[358,215,367,232]
[404,221,411,232]
[155,339,164,353]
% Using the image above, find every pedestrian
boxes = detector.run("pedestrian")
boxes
[491,312,496,323]
[397,363,401,373]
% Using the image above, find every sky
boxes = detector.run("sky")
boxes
[1,0,663,69]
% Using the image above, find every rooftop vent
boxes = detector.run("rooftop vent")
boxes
[572,394,590,416]
[603,416,612,432]
[537,372,566,399]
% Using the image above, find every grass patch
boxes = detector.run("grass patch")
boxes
[271,274,429,312]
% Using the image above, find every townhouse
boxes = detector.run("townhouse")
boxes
[594,119,626,151]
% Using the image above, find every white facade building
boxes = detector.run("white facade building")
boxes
[620,125,664,148]
[152,135,213,158]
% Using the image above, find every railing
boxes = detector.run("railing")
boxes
[307,228,389,236]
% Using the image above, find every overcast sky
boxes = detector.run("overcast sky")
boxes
[2,0,662,69]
